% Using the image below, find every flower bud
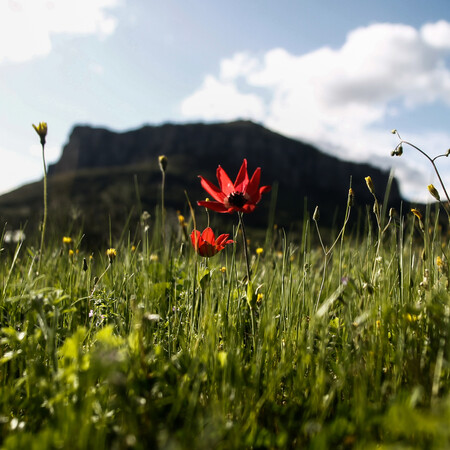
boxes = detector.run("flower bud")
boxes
[365,176,375,195]
[427,184,440,201]
[411,208,423,221]
[348,188,355,206]
[158,155,168,172]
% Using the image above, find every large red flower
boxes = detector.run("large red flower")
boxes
[190,227,234,257]
[197,159,271,213]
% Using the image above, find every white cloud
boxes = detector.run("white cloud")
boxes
[181,21,450,201]
[0,0,121,64]
[421,20,450,49]
[180,75,265,122]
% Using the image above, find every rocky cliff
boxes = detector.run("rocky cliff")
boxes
[0,120,403,243]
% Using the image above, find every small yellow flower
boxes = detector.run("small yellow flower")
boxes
[178,214,185,226]
[62,236,72,244]
[131,245,136,252]
[256,293,263,304]
[365,176,375,195]
[220,266,227,273]
[150,253,159,262]
[68,249,74,257]
[256,247,263,255]
[32,122,47,145]
[106,248,117,262]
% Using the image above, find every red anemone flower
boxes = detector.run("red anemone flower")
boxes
[197,159,271,213]
[190,227,234,257]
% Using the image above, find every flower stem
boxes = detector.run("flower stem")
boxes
[238,212,251,282]
[161,170,166,246]
[238,212,256,350]
[38,141,47,274]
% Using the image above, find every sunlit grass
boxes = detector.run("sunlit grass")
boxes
[1,134,450,449]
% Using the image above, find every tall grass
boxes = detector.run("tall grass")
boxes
[1,194,449,449]
[1,140,450,448]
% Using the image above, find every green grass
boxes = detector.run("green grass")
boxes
[1,198,450,449]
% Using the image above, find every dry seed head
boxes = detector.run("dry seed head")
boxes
[313,206,320,221]
[427,184,440,201]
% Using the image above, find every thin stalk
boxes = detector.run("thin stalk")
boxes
[238,211,256,350]
[238,212,251,282]
[38,141,48,275]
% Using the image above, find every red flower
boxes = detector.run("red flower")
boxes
[197,159,271,213]
[190,227,234,257]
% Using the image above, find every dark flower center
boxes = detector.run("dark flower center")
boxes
[227,191,247,208]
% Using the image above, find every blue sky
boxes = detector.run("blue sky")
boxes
[1,0,450,201]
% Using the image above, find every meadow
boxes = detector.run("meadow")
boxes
[1,126,450,449]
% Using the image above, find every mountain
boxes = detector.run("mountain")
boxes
[0,120,403,244]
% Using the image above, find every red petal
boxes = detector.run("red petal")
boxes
[234,159,249,192]
[190,230,202,249]
[201,227,215,244]
[199,176,226,203]
[241,203,257,213]
[216,166,234,195]
[197,200,233,213]
[245,167,261,202]
[215,233,231,248]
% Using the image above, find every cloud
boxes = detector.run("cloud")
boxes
[0,0,121,64]
[180,74,265,122]
[180,21,450,201]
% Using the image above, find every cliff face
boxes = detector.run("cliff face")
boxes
[1,120,402,243]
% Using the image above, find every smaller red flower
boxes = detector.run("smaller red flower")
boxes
[190,227,234,257]
[197,159,271,214]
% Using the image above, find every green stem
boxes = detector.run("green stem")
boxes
[238,212,251,282]
[38,142,47,274]
[161,170,166,246]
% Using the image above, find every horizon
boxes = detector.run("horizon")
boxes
[1,0,450,201]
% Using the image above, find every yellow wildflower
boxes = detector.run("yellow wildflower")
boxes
[62,236,72,244]
[32,122,47,145]
[256,247,263,255]
[106,248,117,262]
